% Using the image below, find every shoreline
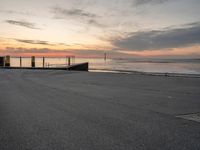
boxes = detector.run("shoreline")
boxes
[90,68,200,78]
[1,66,200,78]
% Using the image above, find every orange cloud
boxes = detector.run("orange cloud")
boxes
[118,45,200,57]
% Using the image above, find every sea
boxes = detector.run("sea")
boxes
[9,57,200,75]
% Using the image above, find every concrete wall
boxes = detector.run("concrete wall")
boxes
[68,62,89,71]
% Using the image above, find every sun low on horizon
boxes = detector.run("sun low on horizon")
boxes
[0,0,200,58]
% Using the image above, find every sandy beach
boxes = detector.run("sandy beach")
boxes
[0,69,200,150]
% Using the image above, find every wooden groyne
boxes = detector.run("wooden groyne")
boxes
[0,56,88,71]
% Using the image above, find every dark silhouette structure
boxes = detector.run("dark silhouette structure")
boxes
[0,55,88,71]
[0,57,4,66]
[31,56,35,68]
[5,56,10,67]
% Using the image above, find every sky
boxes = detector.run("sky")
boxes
[0,0,200,58]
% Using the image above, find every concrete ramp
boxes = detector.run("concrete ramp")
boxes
[67,62,89,71]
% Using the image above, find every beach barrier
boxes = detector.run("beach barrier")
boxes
[0,55,88,71]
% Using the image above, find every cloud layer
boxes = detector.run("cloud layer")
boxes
[14,39,71,47]
[5,20,39,29]
[0,9,32,16]
[134,0,169,6]
[52,7,97,19]
[15,39,53,45]
[112,23,200,51]
[2,47,111,58]
[51,6,106,28]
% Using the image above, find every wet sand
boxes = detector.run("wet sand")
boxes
[0,69,200,150]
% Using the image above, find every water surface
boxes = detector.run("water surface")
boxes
[10,57,200,75]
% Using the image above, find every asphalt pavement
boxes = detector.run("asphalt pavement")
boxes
[0,69,200,150]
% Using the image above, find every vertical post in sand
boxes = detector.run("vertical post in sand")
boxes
[43,57,45,68]
[0,57,4,67]
[5,55,10,67]
[104,52,107,61]
[73,56,75,64]
[31,56,35,68]
[68,57,71,66]
[20,57,22,67]
[66,56,68,67]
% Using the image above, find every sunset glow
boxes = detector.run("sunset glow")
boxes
[0,0,200,58]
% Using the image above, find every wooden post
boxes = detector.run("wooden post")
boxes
[73,56,75,64]
[20,57,22,67]
[66,56,68,66]
[5,55,10,67]
[43,57,45,68]
[68,57,71,66]
[31,56,35,68]
[0,57,4,67]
